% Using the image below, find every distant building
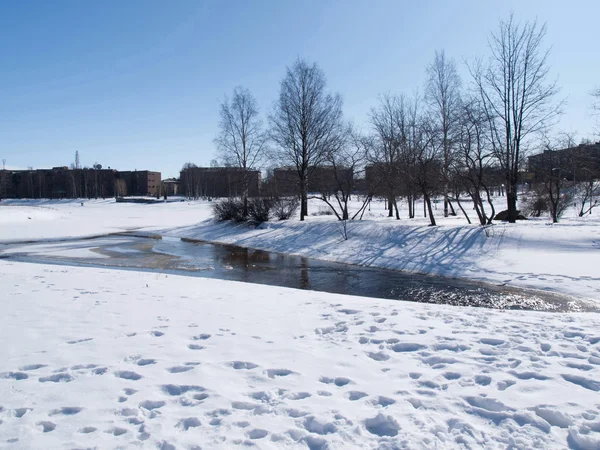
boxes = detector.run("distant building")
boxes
[161,178,180,196]
[272,166,353,197]
[0,167,161,199]
[528,142,600,182]
[119,171,161,197]
[179,167,261,199]
[1,167,117,199]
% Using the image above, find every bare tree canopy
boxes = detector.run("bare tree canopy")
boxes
[368,94,403,219]
[592,87,600,133]
[215,86,266,215]
[270,58,345,221]
[425,50,462,217]
[470,14,562,223]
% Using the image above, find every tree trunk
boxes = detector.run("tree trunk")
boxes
[507,190,518,223]
[387,194,394,217]
[424,194,436,226]
[455,197,471,224]
[444,195,449,218]
[300,173,308,221]
[448,199,456,216]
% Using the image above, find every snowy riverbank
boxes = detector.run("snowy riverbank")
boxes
[2,198,599,302]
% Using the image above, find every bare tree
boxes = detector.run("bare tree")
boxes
[536,135,574,223]
[425,50,462,217]
[470,14,562,223]
[592,87,600,134]
[368,95,403,219]
[312,129,365,220]
[215,87,266,216]
[270,59,345,221]
[411,115,444,226]
[453,98,496,225]
[577,178,599,216]
[114,178,127,198]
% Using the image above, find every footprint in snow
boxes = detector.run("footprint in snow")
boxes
[247,429,269,439]
[232,401,258,410]
[266,369,294,379]
[230,361,258,370]
[367,351,390,361]
[39,373,73,383]
[479,338,506,346]
[319,376,352,387]
[13,408,32,418]
[167,366,194,374]
[364,414,400,437]
[19,364,47,371]
[369,396,396,407]
[106,427,128,436]
[160,384,205,396]
[347,391,368,401]
[67,338,93,344]
[37,421,56,433]
[192,334,211,340]
[137,359,156,366]
[177,417,201,430]
[114,371,142,381]
[49,407,83,416]
[139,400,165,410]
[0,372,28,381]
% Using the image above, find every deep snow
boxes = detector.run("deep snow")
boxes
[1,262,599,449]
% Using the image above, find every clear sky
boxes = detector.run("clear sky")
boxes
[1,0,598,177]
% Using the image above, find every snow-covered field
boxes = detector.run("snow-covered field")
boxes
[1,262,599,449]
[1,198,600,448]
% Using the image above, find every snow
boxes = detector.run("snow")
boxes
[1,261,599,449]
[1,197,599,300]
[1,197,600,448]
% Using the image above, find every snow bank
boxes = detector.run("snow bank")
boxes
[2,198,600,301]
[1,261,599,449]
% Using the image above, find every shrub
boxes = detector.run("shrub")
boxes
[311,206,334,216]
[212,198,246,222]
[272,197,299,220]
[523,194,548,218]
[247,197,273,224]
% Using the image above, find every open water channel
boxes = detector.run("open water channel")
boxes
[1,233,595,312]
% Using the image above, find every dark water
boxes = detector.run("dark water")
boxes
[0,234,595,312]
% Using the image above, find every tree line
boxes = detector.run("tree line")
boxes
[212,13,598,225]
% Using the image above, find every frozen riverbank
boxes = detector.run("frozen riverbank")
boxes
[2,198,599,302]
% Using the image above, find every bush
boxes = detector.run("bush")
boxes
[247,197,273,224]
[523,194,548,218]
[212,198,246,222]
[311,206,333,216]
[272,197,299,220]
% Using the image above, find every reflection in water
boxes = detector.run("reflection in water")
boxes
[1,234,594,312]
[300,258,310,290]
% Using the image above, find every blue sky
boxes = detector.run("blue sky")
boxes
[0,0,598,177]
